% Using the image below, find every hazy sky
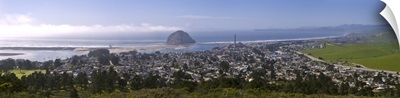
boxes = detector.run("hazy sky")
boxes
[0,0,388,38]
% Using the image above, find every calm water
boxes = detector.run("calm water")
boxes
[0,31,344,61]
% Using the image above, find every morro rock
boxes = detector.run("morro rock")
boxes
[166,30,196,45]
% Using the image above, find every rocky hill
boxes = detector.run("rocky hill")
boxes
[166,30,196,45]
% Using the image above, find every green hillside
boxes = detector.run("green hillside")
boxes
[303,43,400,71]
[367,32,398,44]
[302,32,400,71]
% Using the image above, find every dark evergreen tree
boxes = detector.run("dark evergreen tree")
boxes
[54,59,63,68]
[110,54,120,65]
[106,67,117,92]
[75,72,88,89]
[220,61,230,72]
[117,77,128,92]
[130,75,143,90]
[69,87,79,98]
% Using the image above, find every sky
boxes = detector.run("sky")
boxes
[0,0,388,38]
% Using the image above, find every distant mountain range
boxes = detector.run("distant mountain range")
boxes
[254,24,393,34]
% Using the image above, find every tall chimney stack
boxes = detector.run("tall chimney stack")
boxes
[234,33,237,47]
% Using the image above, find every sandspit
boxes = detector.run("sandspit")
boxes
[0,53,25,56]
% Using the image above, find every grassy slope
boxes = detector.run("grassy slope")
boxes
[352,54,400,71]
[302,32,400,71]
[9,69,45,78]
[367,32,398,44]
[304,44,396,59]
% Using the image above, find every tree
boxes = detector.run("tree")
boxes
[220,61,230,72]
[130,75,143,90]
[88,49,110,57]
[122,73,130,81]
[106,67,117,92]
[339,82,349,95]
[54,59,63,68]
[373,73,383,83]
[27,60,35,69]
[172,70,196,91]
[42,60,54,70]
[117,77,128,92]
[270,69,276,80]
[0,73,25,93]
[71,55,80,65]
[182,64,188,70]
[70,87,79,98]
[349,87,358,95]
[0,59,17,71]
[97,55,110,65]
[143,73,159,89]
[246,70,266,89]
[90,70,104,93]
[110,54,120,65]
[75,72,88,89]
[326,64,335,71]
[61,72,73,89]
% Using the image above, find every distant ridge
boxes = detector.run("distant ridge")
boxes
[254,24,393,34]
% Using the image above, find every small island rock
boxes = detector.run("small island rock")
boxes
[166,30,196,45]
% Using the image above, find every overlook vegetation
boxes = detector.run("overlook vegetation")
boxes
[2,66,399,98]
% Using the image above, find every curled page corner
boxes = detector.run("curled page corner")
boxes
[381,0,400,49]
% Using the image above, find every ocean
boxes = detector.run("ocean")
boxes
[0,31,345,62]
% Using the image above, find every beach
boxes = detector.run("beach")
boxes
[0,31,344,62]
[0,53,25,56]
[0,44,198,61]
[75,45,190,54]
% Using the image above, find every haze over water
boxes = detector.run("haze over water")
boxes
[0,0,386,62]
[0,30,343,62]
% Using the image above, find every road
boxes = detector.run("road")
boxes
[295,51,398,74]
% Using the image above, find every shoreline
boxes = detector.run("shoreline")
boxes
[199,35,342,45]
[0,47,76,50]
[0,35,343,51]
[0,35,344,61]
[75,45,191,53]
[0,45,189,52]
[0,35,345,60]
[0,53,25,56]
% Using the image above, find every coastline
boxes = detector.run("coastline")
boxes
[0,35,344,61]
[0,47,76,50]
[199,35,342,45]
[0,45,190,61]
[0,45,189,52]
[0,53,25,56]
[0,35,344,55]
[75,45,190,53]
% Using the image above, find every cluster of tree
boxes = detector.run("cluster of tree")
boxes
[91,67,124,93]
[40,59,63,70]
[0,72,24,93]
[0,59,37,71]
[88,49,110,57]
[3,66,400,97]
[1,70,83,97]
[88,49,119,65]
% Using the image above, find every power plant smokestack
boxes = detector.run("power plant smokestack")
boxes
[234,33,237,47]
